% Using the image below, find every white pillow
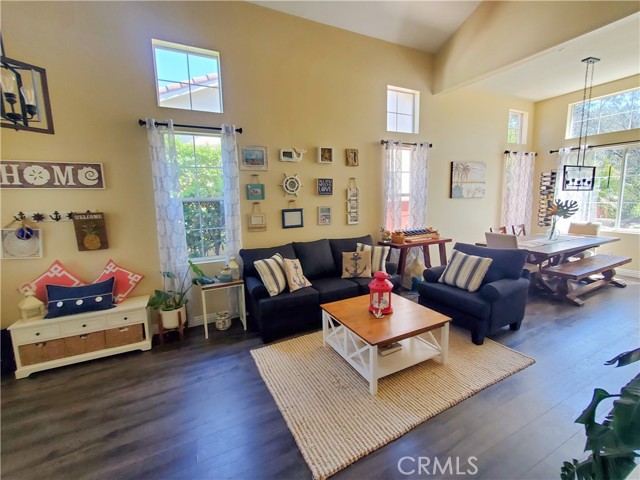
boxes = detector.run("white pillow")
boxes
[283,258,312,292]
[438,250,493,292]
[356,243,390,273]
[254,254,287,297]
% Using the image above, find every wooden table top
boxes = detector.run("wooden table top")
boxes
[380,237,452,248]
[516,233,619,258]
[321,294,451,346]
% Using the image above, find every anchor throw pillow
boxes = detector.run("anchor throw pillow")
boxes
[341,250,372,279]
[283,258,312,293]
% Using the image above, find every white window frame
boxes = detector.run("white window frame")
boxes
[387,85,420,134]
[152,39,223,114]
[566,87,639,139]
[507,109,528,144]
[175,131,227,261]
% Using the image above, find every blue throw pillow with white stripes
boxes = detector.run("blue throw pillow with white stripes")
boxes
[438,250,493,292]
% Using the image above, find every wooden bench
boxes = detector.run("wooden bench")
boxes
[541,254,631,306]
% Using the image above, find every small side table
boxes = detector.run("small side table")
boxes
[200,280,247,339]
[380,237,452,276]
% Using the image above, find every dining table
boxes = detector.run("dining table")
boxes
[512,233,629,304]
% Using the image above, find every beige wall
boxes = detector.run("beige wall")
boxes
[532,74,640,271]
[435,1,640,93]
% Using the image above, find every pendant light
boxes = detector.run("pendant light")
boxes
[562,57,600,191]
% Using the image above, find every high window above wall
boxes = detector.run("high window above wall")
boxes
[507,109,528,144]
[387,86,420,134]
[152,39,223,113]
[567,87,639,139]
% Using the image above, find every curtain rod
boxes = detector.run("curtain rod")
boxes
[549,139,638,154]
[138,119,243,134]
[504,150,537,156]
[380,140,432,148]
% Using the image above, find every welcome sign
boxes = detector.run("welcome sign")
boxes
[0,161,105,189]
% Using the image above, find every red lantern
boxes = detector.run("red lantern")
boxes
[369,271,393,315]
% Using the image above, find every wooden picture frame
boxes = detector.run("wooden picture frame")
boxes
[347,212,359,225]
[282,208,304,229]
[318,206,332,225]
[346,149,359,166]
[318,147,333,164]
[240,146,268,171]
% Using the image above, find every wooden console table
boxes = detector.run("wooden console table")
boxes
[379,237,452,276]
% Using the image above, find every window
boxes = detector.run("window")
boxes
[507,109,528,144]
[387,86,419,134]
[567,87,640,139]
[175,133,227,259]
[581,144,639,231]
[152,39,223,113]
[399,148,411,229]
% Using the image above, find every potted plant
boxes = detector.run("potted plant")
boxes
[147,260,212,329]
[561,347,640,480]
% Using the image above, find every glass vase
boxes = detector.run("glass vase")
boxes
[547,217,559,240]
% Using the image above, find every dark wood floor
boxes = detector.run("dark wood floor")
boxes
[2,279,639,480]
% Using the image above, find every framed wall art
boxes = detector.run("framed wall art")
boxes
[318,147,333,164]
[347,212,359,225]
[347,199,359,212]
[240,146,268,171]
[450,161,486,198]
[318,206,332,225]
[282,208,304,229]
[246,183,265,200]
[316,178,333,196]
[248,203,267,232]
[346,149,359,166]
[72,211,109,251]
[1,228,43,259]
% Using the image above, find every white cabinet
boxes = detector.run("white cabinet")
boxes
[8,295,151,379]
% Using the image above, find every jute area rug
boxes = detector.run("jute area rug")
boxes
[251,327,535,480]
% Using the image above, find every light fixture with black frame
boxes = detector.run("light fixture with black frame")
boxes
[562,56,599,192]
[0,35,54,134]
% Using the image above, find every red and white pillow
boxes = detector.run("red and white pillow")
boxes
[93,259,144,303]
[18,260,87,303]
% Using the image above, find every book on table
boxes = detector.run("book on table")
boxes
[378,342,402,356]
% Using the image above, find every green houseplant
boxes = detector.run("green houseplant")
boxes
[561,347,640,480]
[147,261,212,327]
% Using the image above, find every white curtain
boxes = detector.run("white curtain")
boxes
[383,140,430,288]
[554,147,595,231]
[383,141,403,230]
[501,151,536,232]
[221,125,242,316]
[409,142,429,228]
[145,118,191,307]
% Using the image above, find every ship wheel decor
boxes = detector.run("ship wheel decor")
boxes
[281,173,302,196]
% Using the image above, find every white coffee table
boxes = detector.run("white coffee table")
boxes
[321,294,452,395]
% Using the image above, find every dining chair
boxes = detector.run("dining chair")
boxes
[489,226,507,234]
[568,221,602,260]
[485,232,540,281]
[511,224,526,236]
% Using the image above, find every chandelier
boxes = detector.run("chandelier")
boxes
[0,36,54,134]
[562,56,600,191]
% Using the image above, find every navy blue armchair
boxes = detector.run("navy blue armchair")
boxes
[415,243,530,345]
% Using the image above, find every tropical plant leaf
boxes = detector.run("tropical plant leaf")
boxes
[612,374,640,449]
[600,454,638,480]
[577,388,612,425]
[605,348,640,367]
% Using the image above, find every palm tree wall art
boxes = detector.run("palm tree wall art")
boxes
[450,161,487,198]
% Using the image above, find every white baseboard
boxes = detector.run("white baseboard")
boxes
[617,268,639,279]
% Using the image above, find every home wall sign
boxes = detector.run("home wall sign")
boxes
[0,161,105,189]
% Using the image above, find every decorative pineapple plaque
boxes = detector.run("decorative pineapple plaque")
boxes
[72,211,109,251]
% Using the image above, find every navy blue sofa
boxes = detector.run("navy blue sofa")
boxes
[240,235,400,342]
[415,242,530,345]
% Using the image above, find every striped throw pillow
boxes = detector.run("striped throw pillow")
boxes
[254,254,287,297]
[438,250,493,292]
[356,243,390,273]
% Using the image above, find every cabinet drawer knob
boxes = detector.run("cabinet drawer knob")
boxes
[82,324,87,328]
[35,332,40,336]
